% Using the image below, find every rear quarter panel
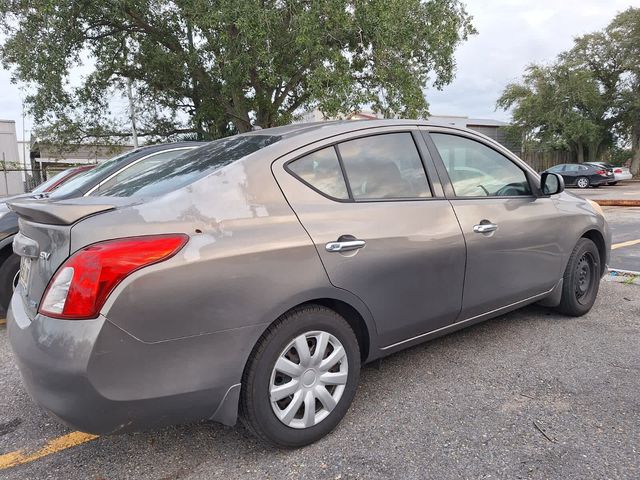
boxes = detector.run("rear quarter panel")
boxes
[70,149,372,348]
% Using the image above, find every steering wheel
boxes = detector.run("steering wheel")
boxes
[495,183,526,196]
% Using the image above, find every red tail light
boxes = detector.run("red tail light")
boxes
[39,234,188,320]
[595,169,606,175]
[614,168,622,173]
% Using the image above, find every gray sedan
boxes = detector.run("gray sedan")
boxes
[7,120,610,447]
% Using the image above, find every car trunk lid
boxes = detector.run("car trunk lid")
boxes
[8,197,134,319]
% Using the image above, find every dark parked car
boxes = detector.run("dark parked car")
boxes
[544,163,613,188]
[8,121,610,447]
[0,143,203,312]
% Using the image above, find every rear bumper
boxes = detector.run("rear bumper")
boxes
[591,177,610,186]
[7,289,251,434]
[613,172,632,182]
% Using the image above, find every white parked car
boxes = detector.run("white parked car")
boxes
[585,162,633,185]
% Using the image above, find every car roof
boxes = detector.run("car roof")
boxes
[244,119,483,140]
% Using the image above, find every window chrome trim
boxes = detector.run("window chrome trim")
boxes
[83,147,195,196]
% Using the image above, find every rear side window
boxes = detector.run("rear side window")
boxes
[91,148,193,195]
[96,135,281,197]
[288,147,349,199]
[338,133,431,199]
[287,132,431,201]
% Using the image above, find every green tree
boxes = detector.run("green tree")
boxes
[497,62,611,163]
[0,0,475,144]
[570,7,640,175]
[498,7,640,175]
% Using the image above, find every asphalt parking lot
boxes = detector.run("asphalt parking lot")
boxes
[575,181,640,201]
[604,207,640,272]
[0,280,638,479]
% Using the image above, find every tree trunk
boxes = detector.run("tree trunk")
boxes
[576,143,585,163]
[631,123,640,176]
[588,141,600,163]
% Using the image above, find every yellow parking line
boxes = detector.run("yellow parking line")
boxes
[612,239,640,250]
[0,318,5,326]
[0,432,98,470]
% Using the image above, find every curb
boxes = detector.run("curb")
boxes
[605,268,640,286]
[594,199,640,207]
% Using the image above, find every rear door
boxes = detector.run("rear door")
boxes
[424,129,564,320]
[272,127,466,348]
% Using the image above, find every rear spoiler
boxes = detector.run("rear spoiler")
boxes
[7,198,129,225]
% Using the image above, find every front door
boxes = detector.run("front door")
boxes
[273,128,466,347]
[427,131,564,320]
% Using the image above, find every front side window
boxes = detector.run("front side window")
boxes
[288,147,349,200]
[431,133,531,197]
[338,133,431,199]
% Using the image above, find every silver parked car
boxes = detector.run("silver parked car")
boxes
[7,120,610,447]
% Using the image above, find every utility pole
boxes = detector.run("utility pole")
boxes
[126,78,139,148]
[21,100,27,167]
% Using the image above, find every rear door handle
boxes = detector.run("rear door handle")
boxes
[325,239,366,252]
[473,223,498,234]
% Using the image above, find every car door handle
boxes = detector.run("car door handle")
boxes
[473,223,498,234]
[325,239,366,252]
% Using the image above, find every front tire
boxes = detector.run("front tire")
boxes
[240,305,360,447]
[556,238,600,316]
[0,253,21,313]
[576,176,590,189]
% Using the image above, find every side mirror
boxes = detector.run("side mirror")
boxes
[540,172,564,195]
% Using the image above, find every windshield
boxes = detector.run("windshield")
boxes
[47,149,141,198]
[31,168,76,193]
[96,135,281,198]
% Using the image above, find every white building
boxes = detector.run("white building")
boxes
[0,120,26,195]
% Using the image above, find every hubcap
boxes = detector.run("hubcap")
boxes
[269,330,348,429]
[578,178,588,188]
[574,252,595,303]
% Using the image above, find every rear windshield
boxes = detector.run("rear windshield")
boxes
[31,168,76,193]
[94,134,281,198]
[48,149,142,198]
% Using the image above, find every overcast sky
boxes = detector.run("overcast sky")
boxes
[2,0,640,139]
[427,0,640,120]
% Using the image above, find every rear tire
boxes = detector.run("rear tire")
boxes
[240,305,360,448]
[555,238,600,316]
[0,253,20,313]
[576,176,590,189]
